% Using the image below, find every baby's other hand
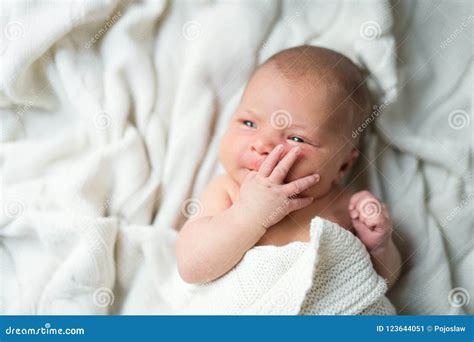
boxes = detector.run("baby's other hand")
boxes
[348,191,393,253]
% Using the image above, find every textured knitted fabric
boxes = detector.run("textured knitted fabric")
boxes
[181,216,395,315]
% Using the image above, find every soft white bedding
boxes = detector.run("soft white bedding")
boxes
[0,0,471,315]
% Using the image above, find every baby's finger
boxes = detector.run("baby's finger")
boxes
[286,196,314,213]
[359,218,378,231]
[351,217,368,234]
[258,144,284,177]
[242,170,258,184]
[350,208,359,219]
[352,218,377,245]
[349,190,375,209]
[282,173,320,195]
[367,215,392,231]
[269,147,300,183]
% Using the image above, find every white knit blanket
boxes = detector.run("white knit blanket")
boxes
[180,217,395,315]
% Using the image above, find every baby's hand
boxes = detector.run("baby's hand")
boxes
[349,191,393,253]
[237,144,320,229]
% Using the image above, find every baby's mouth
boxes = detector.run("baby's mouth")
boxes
[243,156,265,172]
[241,166,291,185]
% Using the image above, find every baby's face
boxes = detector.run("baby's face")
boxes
[219,66,354,198]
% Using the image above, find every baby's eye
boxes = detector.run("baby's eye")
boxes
[289,136,305,143]
[243,120,256,128]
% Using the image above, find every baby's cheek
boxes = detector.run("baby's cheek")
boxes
[290,153,336,189]
[219,133,237,167]
[285,153,318,181]
[299,151,323,172]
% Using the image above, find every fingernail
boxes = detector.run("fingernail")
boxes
[313,174,320,181]
[293,147,300,155]
[276,144,283,151]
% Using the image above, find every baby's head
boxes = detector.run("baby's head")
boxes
[219,45,371,198]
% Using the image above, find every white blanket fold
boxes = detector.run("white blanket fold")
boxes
[179,217,394,315]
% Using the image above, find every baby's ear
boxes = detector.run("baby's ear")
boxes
[347,148,359,164]
[341,148,360,171]
[334,149,360,184]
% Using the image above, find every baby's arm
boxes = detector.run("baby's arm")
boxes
[176,145,320,284]
[176,175,265,284]
[349,191,402,289]
[368,239,401,290]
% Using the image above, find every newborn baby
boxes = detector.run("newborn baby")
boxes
[177,45,401,289]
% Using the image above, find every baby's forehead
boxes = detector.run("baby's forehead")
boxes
[261,46,358,86]
[260,47,365,124]
[244,71,347,127]
[253,60,356,116]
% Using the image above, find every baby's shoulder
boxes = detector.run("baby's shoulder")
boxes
[203,174,239,202]
[215,174,240,203]
[197,175,239,217]
[202,175,231,196]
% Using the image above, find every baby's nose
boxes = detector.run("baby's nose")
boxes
[251,129,283,155]
[253,139,276,155]
[252,140,277,155]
